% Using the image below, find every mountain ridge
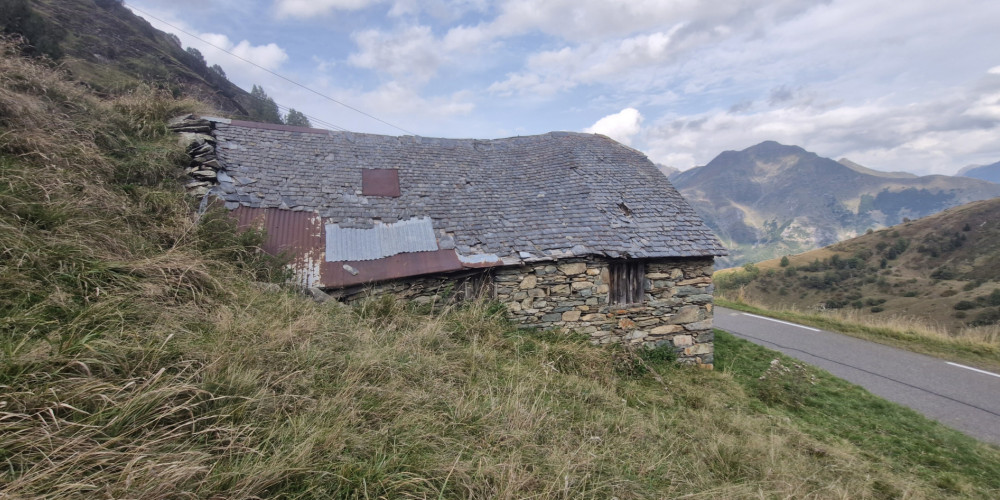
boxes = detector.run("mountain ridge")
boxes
[673,141,1000,267]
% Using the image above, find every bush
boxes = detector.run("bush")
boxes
[871,306,885,313]
[780,256,790,267]
[953,301,977,311]
[931,267,957,280]
[987,289,1000,307]
[969,308,1000,327]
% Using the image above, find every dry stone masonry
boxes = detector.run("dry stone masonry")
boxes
[495,257,715,367]
[169,114,223,197]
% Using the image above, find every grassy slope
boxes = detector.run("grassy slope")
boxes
[3,42,1000,498]
[715,199,1000,368]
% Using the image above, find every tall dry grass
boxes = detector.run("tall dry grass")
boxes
[3,37,1000,498]
[720,287,1000,347]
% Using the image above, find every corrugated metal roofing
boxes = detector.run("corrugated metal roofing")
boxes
[325,217,438,261]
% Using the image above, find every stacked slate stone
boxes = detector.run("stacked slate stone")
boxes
[169,115,220,197]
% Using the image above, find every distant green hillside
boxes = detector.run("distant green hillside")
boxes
[717,198,1000,335]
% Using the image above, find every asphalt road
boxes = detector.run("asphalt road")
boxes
[715,306,1000,446]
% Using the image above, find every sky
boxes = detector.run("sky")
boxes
[126,0,1000,175]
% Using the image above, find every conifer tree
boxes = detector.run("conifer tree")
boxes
[248,84,283,124]
[285,108,311,127]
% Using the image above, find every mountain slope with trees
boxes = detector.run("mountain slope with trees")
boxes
[2,0,308,125]
[672,141,1000,267]
[716,197,1000,335]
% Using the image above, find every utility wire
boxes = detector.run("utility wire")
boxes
[274,102,348,132]
[124,2,416,135]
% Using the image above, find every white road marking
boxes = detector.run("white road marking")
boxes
[741,313,821,332]
[946,362,1000,379]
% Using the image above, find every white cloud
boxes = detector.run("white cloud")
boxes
[348,25,442,83]
[126,6,289,86]
[585,108,643,145]
[273,0,380,18]
[641,78,1000,175]
[989,66,1000,75]
[198,33,288,71]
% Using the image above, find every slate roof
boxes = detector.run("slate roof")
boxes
[208,120,726,264]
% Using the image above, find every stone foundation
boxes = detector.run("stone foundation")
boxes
[493,257,715,367]
[329,256,715,368]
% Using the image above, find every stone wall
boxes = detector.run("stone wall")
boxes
[493,256,715,367]
[330,256,716,367]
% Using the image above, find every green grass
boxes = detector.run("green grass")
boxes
[717,298,1000,372]
[716,329,1000,497]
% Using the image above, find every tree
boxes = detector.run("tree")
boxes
[185,47,206,67]
[210,64,226,79]
[284,108,311,127]
[780,255,790,267]
[248,84,283,125]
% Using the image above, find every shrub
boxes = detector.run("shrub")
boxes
[940,289,957,298]
[987,289,1000,307]
[969,308,1000,327]
[953,301,976,311]
[780,255,790,267]
[930,267,957,280]
[871,306,885,313]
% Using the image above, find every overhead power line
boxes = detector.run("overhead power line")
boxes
[123,2,416,135]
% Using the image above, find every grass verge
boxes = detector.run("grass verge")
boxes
[717,297,1000,372]
[715,329,1000,497]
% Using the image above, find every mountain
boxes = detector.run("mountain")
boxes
[715,198,1000,333]
[837,158,917,179]
[957,161,1000,184]
[3,0,255,117]
[671,141,1000,267]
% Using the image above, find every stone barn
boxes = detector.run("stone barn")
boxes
[171,116,727,366]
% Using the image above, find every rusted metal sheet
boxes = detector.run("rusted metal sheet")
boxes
[232,207,324,287]
[230,207,503,289]
[361,168,401,197]
[322,249,466,288]
[325,217,437,261]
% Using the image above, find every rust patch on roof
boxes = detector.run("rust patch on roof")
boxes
[361,168,401,197]
[232,207,324,287]
[322,249,465,287]
[231,206,502,289]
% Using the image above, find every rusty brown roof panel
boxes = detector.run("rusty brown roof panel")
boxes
[361,169,401,197]
[231,207,497,288]
[321,249,466,288]
[232,207,325,287]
